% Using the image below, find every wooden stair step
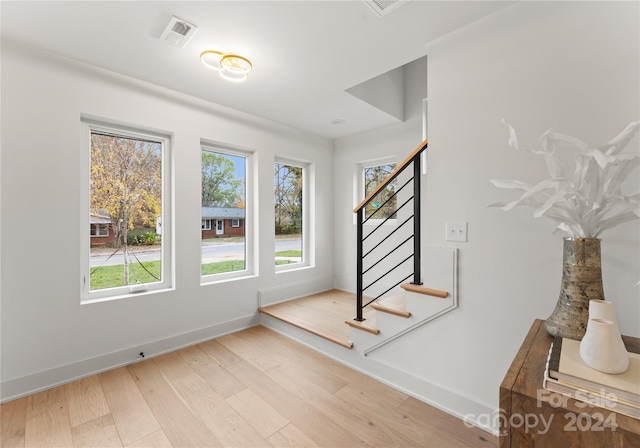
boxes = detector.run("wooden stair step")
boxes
[261,306,354,348]
[401,283,448,298]
[371,295,410,318]
[344,310,379,335]
[258,290,358,349]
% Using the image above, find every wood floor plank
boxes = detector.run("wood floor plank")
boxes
[226,388,289,438]
[177,344,247,399]
[240,329,348,394]
[124,430,172,448]
[98,367,161,446]
[65,376,110,428]
[12,324,497,448]
[1,397,27,448]
[152,353,271,448]
[127,358,221,448]
[245,326,409,406]
[25,388,73,448]
[398,397,498,447]
[216,332,283,372]
[27,386,66,412]
[224,358,368,448]
[70,414,122,448]
[266,363,419,448]
[335,384,471,448]
[196,339,243,368]
[267,423,320,448]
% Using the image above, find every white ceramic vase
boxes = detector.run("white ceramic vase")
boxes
[587,300,618,324]
[579,317,629,374]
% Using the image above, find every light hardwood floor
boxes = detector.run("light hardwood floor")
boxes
[1,326,497,447]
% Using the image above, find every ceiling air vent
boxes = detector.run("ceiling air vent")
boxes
[159,16,198,48]
[365,0,408,17]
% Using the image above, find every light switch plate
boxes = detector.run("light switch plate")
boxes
[446,221,468,242]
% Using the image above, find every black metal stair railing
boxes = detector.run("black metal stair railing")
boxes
[353,139,428,321]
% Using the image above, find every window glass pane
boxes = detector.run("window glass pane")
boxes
[274,162,303,266]
[89,131,163,291]
[201,150,246,276]
[364,163,397,220]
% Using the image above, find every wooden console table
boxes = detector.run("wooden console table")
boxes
[500,319,640,447]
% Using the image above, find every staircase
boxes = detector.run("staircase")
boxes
[260,138,458,354]
[345,245,457,355]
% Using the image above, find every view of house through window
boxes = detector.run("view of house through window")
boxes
[201,148,247,277]
[87,128,169,297]
[274,161,303,266]
[364,162,397,220]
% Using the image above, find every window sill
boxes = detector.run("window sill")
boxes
[201,272,257,286]
[81,286,175,305]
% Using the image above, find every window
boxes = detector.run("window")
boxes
[201,146,251,280]
[274,159,309,269]
[91,223,109,237]
[363,162,397,220]
[231,219,240,227]
[81,120,172,302]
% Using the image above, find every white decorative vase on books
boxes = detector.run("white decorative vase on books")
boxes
[587,300,618,324]
[579,300,629,374]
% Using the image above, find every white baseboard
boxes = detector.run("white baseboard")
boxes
[260,313,498,436]
[1,314,258,403]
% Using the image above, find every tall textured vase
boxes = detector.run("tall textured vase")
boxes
[545,238,605,340]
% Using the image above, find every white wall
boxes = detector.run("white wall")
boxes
[334,1,639,424]
[0,40,334,401]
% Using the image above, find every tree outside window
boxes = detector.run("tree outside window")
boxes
[201,149,247,277]
[88,129,167,295]
[274,162,303,266]
[364,163,397,220]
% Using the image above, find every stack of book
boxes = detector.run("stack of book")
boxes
[543,336,640,419]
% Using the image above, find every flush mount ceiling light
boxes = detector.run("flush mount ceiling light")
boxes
[200,50,253,82]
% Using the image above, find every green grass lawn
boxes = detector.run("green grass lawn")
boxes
[92,251,303,289]
[275,250,301,257]
[201,260,246,275]
[275,250,301,265]
[90,262,161,290]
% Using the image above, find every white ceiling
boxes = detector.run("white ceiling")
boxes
[1,1,513,139]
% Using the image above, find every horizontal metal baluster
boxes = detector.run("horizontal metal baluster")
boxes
[363,235,414,275]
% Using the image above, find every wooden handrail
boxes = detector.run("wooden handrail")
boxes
[353,138,428,213]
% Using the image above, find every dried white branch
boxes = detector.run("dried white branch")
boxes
[491,120,640,238]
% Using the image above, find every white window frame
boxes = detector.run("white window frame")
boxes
[231,219,240,228]
[80,118,174,303]
[358,157,398,225]
[202,219,213,231]
[275,157,312,272]
[201,143,254,284]
[91,223,109,237]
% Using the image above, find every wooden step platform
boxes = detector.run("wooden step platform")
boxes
[259,289,360,349]
[259,285,451,345]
